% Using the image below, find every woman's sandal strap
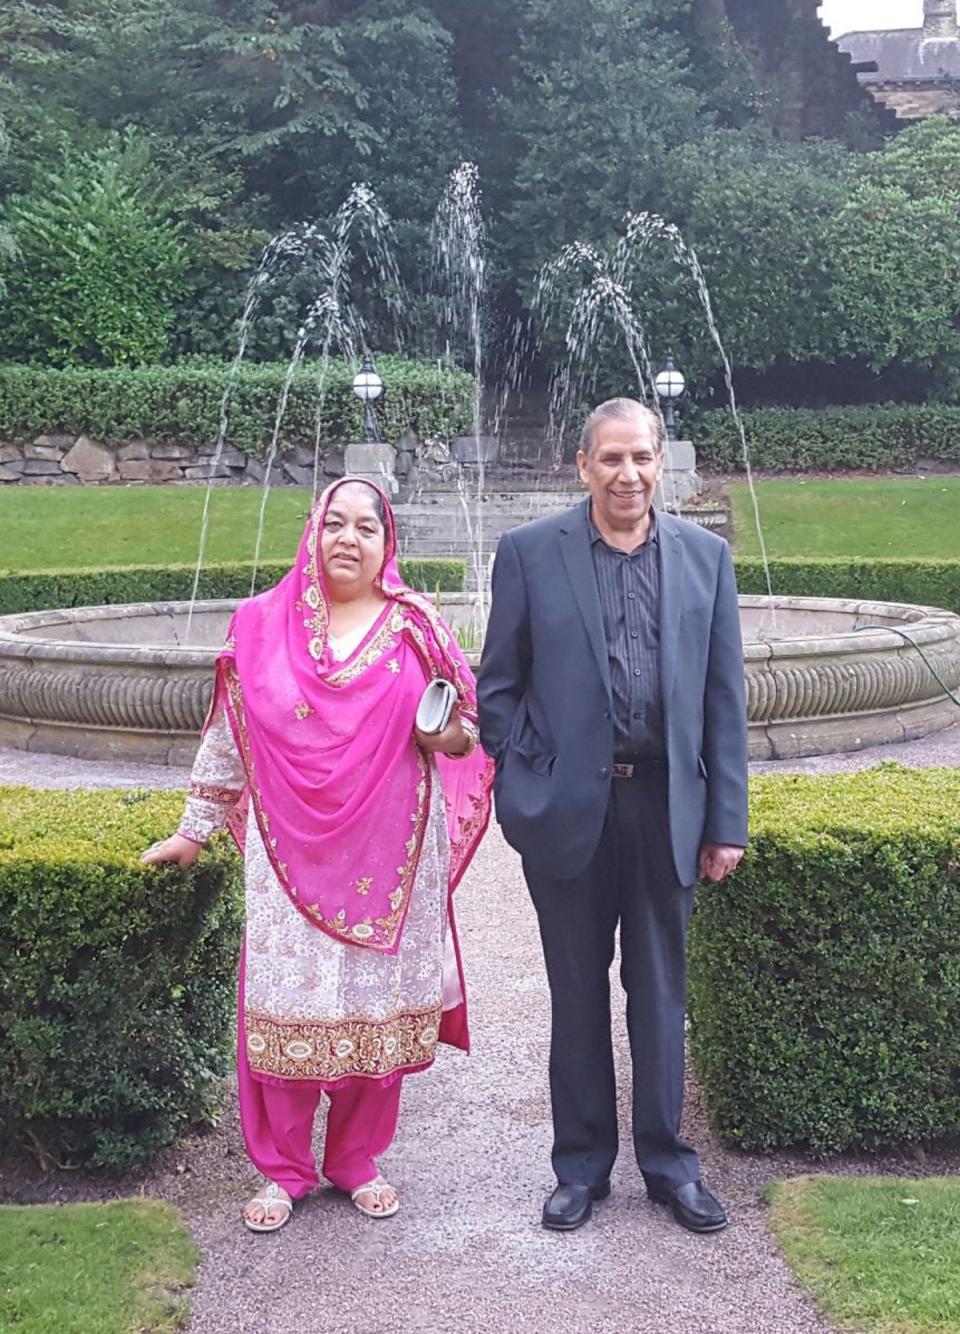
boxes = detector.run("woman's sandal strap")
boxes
[249,1195,292,1214]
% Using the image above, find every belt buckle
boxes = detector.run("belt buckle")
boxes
[611,762,635,779]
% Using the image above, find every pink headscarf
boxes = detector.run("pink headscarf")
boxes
[210,478,492,956]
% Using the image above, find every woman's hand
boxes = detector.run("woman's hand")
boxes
[415,702,472,757]
[140,833,204,870]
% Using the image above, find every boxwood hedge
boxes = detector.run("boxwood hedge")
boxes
[0,357,475,454]
[0,787,243,1170]
[699,404,960,473]
[689,765,960,1154]
[0,557,466,615]
[735,557,960,616]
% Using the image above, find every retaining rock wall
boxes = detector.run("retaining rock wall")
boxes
[0,435,346,486]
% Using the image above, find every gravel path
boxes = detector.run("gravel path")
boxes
[5,723,958,1333]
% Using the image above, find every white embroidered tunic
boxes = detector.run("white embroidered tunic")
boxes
[180,630,454,1084]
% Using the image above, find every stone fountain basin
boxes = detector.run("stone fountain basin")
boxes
[0,595,958,765]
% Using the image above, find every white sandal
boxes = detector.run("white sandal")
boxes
[242,1181,294,1233]
[350,1175,400,1219]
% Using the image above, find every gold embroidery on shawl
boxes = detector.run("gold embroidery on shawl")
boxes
[294,702,313,720]
[448,756,496,875]
[325,611,402,687]
[244,1005,443,1081]
[355,876,372,896]
[302,507,329,656]
[224,663,430,952]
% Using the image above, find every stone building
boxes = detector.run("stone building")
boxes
[836,0,960,122]
[694,0,895,141]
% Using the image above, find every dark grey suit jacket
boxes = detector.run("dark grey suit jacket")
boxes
[476,499,749,886]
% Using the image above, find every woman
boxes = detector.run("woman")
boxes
[142,478,492,1231]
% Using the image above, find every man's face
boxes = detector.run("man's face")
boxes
[577,416,663,530]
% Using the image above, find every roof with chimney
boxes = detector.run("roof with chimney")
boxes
[837,3,960,85]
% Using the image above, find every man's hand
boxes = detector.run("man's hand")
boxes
[698,843,744,883]
[140,833,204,870]
[415,703,472,757]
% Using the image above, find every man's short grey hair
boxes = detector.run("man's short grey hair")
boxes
[579,398,665,456]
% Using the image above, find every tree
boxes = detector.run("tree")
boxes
[863,115,960,200]
[656,131,854,376]
[0,1,374,204]
[0,135,190,365]
[825,183,960,382]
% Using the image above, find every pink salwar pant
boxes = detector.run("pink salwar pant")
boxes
[237,1036,403,1199]
[236,951,402,1198]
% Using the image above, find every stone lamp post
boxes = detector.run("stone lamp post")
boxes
[353,356,383,443]
[344,354,398,494]
[654,353,685,443]
[654,353,701,506]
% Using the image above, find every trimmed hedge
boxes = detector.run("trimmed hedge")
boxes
[0,557,466,615]
[0,357,475,454]
[735,557,960,617]
[689,765,960,1154]
[0,787,243,1170]
[699,404,960,473]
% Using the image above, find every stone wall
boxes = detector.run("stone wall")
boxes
[865,82,960,122]
[0,435,346,486]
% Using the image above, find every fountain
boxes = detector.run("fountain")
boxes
[1,171,958,767]
[0,595,958,764]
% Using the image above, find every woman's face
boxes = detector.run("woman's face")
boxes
[320,484,386,597]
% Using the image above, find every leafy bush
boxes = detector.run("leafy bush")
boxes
[0,357,475,453]
[735,558,960,617]
[689,765,960,1154]
[0,139,190,367]
[0,558,466,615]
[0,787,243,1169]
[699,404,960,473]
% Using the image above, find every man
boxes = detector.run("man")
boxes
[477,398,748,1235]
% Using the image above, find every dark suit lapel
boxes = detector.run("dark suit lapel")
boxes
[559,501,612,698]
[658,512,685,723]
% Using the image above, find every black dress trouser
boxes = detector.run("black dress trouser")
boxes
[524,761,700,1193]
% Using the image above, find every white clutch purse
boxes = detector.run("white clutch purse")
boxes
[416,678,458,734]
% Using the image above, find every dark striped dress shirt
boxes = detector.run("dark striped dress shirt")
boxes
[587,505,665,758]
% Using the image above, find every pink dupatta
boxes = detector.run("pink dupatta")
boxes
[210,479,492,976]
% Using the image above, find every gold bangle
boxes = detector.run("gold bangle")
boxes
[450,718,479,759]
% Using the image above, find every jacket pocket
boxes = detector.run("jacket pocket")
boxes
[510,700,557,776]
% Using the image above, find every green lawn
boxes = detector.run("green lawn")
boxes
[0,1200,197,1333]
[0,486,313,571]
[729,478,960,560]
[769,1175,960,1334]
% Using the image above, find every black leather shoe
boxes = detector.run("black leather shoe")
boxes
[648,1179,728,1233]
[542,1179,611,1232]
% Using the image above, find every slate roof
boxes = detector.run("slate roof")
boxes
[837,27,960,83]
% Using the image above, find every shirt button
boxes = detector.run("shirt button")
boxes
[598,766,609,779]
[633,668,642,677]
[630,631,639,639]
[627,592,636,600]
[603,710,611,719]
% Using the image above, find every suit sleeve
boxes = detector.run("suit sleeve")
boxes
[477,529,531,764]
[702,542,749,847]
